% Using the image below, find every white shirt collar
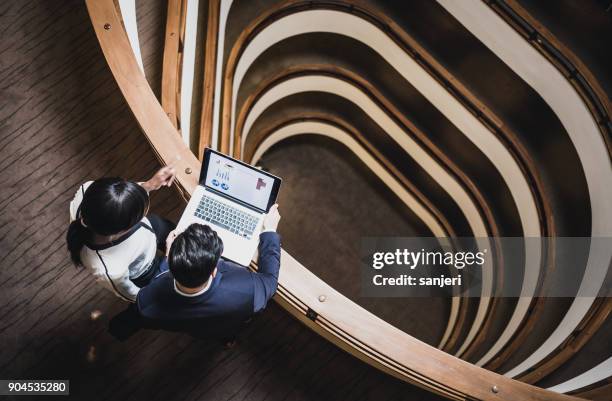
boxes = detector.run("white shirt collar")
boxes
[173,276,213,297]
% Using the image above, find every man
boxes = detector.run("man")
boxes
[135,204,281,341]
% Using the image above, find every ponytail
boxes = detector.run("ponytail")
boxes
[66,219,89,266]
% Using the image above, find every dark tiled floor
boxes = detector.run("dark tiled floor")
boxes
[0,1,447,400]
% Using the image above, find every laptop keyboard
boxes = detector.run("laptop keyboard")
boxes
[195,195,259,239]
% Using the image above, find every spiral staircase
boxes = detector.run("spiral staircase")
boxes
[84,0,612,400]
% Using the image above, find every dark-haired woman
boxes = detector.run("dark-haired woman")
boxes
[67,167,176,302]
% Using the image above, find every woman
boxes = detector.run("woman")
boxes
[67,167,176,302]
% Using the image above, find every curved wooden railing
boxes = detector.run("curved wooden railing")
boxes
[226,3,609,383]
[233,70,501,352]
[220,1,551,368]
[160,0,185,130]
[238,66,483,238]
[84,0,589,400]
[487,0,612,157]
[235,65,506,350]
[574,381,612,401]
[197,0,220,156]
[438,0,611,390]
[482,4,612,385]
[140,0,609,393]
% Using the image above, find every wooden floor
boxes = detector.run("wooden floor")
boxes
[0,1,447,400]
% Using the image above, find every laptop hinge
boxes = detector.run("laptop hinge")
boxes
[306,308,318,322]
[204,186,264,214]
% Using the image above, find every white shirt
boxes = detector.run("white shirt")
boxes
[173,276,213,297]
[69,181,157,302]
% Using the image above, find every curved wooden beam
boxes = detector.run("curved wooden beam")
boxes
[550,354,612,396]
[489,0,612,156]
[573,382,612,401]
[88,0,199,196]
[221,2,551,363]
[197,0,220,157]
[85,0,587,399]
[178,0,201,149]
[161,0,186,130]
[437,0,612,382]
[518,298,612,384]
[117,0,144,73]
[245,112,468,350]
[235,68,525,358]
[234,65,506,351]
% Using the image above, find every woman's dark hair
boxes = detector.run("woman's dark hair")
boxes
[169,224,224,288]
[66,178,149,266]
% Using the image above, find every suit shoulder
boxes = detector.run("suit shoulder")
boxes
[217,259,249,274]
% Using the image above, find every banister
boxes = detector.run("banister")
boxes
[437,0,611,384]
[487,0,612,157]
[160,0,185,130]
[84,0,586,399]
[220,1,553,364]
[244,113,468,350]
[197,0,220,157]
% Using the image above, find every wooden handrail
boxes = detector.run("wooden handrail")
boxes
[437,0,611,385]
[85,0,586,399]
[219,0,554,363]
[574,381,612,401]
[489,0,612,158]
[235,66,500,349]
[88,0,199,198]
[197,0,220,158]
[247,111,458,239]
[484,0,612,378]
[245,114,468,346]
[517,298,612,384]
[161,0,185,130]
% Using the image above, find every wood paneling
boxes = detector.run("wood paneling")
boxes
[161,0,186,130]
[219,1,556,364]
[84,1,591,399]
[198,0,220,157]
[490,0,612,156]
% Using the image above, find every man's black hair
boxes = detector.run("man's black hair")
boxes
[169,223,224,288]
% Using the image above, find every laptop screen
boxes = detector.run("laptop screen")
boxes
[203,150,279,211]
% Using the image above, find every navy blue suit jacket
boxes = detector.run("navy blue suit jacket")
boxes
[136,231,281,339]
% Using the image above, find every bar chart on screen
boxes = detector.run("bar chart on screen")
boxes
[205,152,275,209]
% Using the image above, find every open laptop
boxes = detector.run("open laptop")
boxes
[176,148,281,266]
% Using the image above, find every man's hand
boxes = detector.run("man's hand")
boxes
[142,166,176,192]
[262,204,281,232]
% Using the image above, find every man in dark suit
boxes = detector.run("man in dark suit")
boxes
[135,204,281,341]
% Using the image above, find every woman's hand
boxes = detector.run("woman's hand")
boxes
[142,166,176,192]
[165,229,179,256]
